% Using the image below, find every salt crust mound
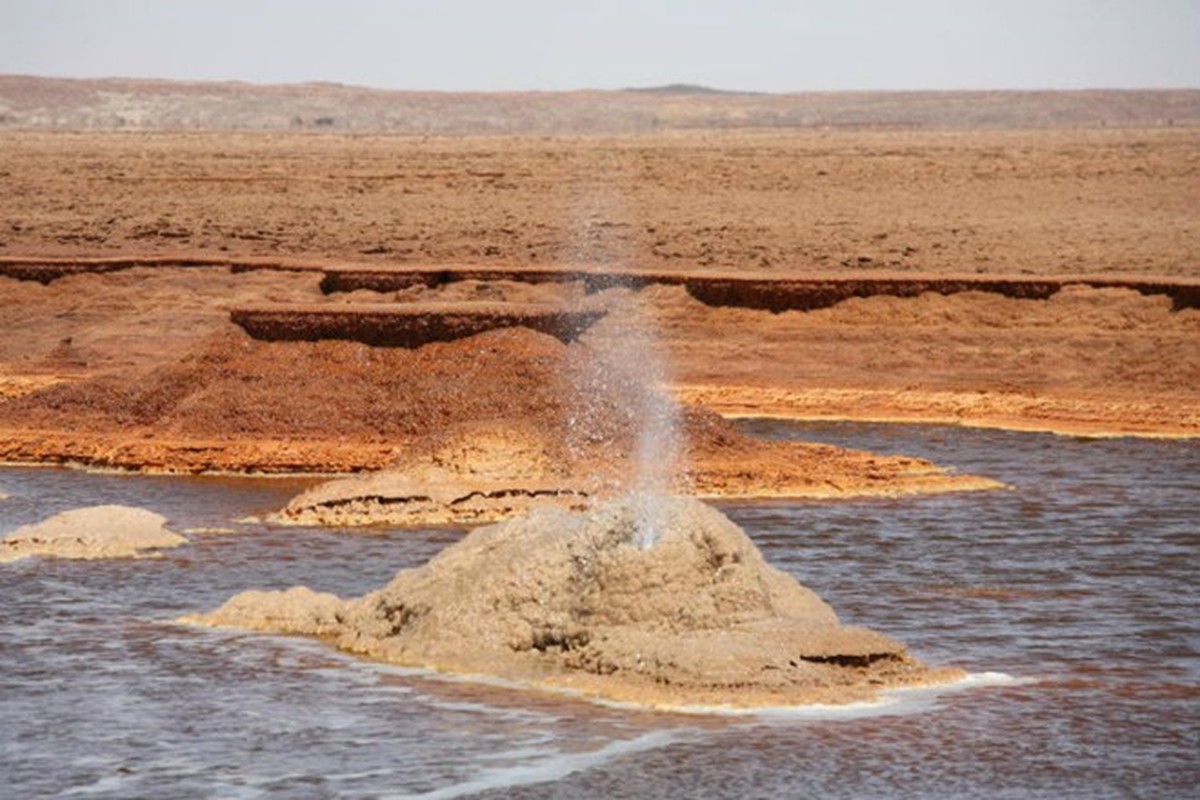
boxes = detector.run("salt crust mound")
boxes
[185,496,961,708]
[0,505,187,563]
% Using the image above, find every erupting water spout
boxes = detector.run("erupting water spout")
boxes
[586,285,684,549]
[563,188,685,547]
[627,310,682,548]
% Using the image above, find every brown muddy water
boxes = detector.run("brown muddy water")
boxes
[0,422,1197,799]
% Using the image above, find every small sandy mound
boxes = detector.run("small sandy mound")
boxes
[271,469,591,527]
[1,505,187,563]
[270,421,591,526]
[185,496,960,708]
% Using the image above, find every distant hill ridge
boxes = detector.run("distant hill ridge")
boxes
[624,83,760,96]
[0,74,1196,133]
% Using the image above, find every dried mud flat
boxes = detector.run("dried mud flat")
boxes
[0,127,1197,514]
[2,128,1197,277]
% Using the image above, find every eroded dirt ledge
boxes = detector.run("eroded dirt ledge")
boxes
[1,261,1196,445]
[4,256,1198,313]
[230,302,606,347]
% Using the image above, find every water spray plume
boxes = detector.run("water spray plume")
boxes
[562,181,685,548]
[568,284,684,549]
[625,290,683,549]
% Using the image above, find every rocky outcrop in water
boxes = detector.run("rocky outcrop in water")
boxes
[184,496,961,708]
[0,505,187,562]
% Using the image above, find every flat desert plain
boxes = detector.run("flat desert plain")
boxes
[1,127,1196,276]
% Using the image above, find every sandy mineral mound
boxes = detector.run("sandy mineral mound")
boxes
[1,505,187,563]
[265,417,604,526]
[185,496,960,708]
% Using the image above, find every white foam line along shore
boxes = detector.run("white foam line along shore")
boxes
[383,729,687,800]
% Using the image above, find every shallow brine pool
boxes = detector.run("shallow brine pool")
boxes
[1,423,1197,798]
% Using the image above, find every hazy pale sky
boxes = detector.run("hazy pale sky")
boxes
[1,0,1197,92]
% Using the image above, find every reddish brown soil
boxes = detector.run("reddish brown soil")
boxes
[1,129,1196,277]
[0,127,1196,483]
[0,324,623,459]
[607,284,1200,437]
[0,317,988,508]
